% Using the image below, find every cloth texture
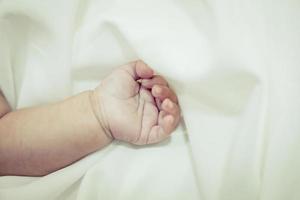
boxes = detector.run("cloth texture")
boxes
[0,0,300,199]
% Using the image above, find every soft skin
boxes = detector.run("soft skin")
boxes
[0,60,180,176]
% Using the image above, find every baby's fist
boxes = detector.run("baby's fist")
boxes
[91,60,180,145]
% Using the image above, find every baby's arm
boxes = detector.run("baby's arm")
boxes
[0,60,180,176]
[0,91,111,176]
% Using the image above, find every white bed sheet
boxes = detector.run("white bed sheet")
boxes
[0,0,300,200]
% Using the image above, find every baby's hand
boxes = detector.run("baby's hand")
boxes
[91,60,180,145]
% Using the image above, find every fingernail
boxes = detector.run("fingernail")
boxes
[140,79,149,84]
[167,99,173,109]
[155,86,162,94]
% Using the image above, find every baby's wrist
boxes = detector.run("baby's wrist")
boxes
[88,90,113,140]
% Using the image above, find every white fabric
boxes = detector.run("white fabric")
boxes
[0,0,300,199]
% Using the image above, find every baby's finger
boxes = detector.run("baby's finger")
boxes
[161,98,180,116]
[136,60,154,79]
[121,60,154,80]
[152,85,178,103]
[147,126,167,144]
[161,99,180,129]
[159,111,176,134]
[140,75,168,89]
[147,111,173,144]
[162,115,176,134]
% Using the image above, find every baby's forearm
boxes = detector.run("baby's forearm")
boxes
[0,91,112,176]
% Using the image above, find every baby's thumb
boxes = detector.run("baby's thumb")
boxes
[135,60,154,79]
